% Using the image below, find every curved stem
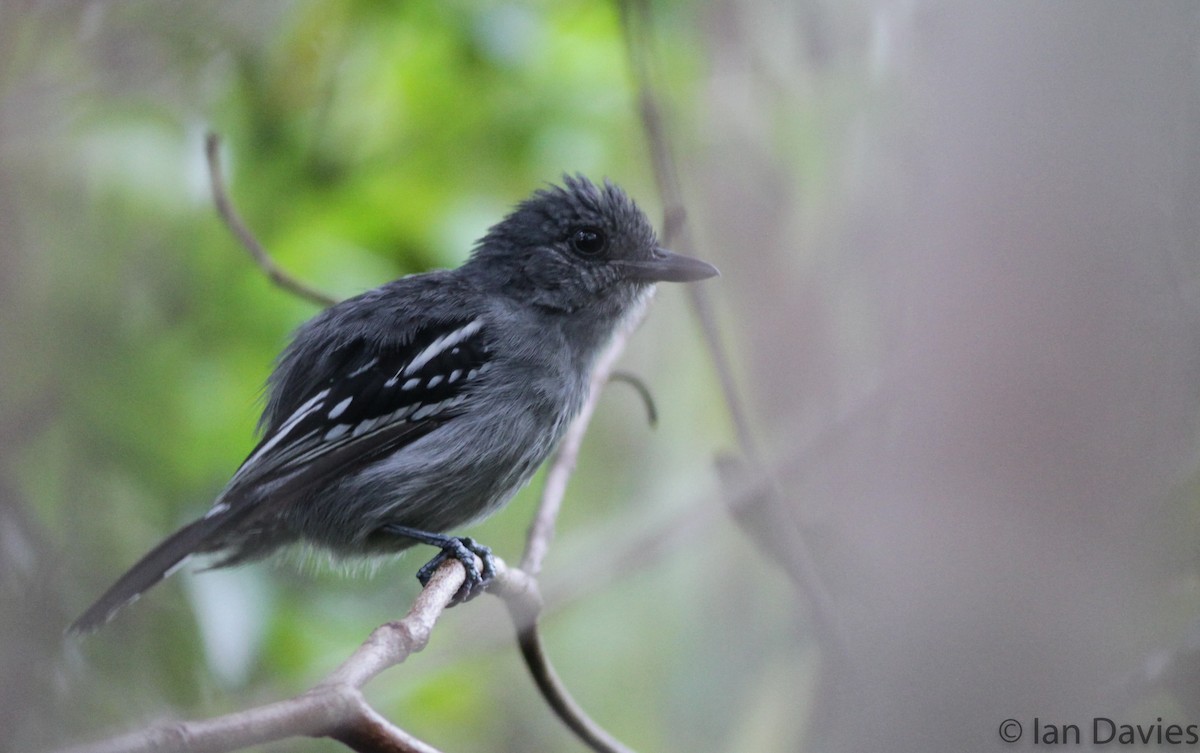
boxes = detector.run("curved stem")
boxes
[204,132,338,308]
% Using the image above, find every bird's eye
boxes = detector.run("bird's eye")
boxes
[570,227,607,256]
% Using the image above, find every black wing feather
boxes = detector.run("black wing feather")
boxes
[231,316,491,493]
[69,315,492,633]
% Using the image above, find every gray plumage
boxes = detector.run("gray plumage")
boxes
[69,175,718,634]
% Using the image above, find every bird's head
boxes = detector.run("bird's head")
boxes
[466,175,718,316]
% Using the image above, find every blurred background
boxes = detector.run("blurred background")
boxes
[3,2,1200,752]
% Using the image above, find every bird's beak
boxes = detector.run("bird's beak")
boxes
[622,248,720,283]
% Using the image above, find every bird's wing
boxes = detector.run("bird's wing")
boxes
[227,313,493,497]
[68,314,493,634]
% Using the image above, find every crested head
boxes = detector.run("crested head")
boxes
[464,175,716,314]
[471,174,658,274]
[524,174,660,258]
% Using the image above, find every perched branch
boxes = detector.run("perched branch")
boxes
[53,560,469,753]
[57,560,635,753]
[204,132,338,308]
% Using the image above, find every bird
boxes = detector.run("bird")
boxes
[69,175,718,635]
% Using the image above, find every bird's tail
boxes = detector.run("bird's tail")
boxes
[67,512,234,636]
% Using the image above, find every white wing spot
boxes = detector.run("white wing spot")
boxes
[352,417,379,437]
[403,318,484,377]
[411,401,444,421]
[427,374,443,389]
[402,377,420,390]
[448,369,462,383]
[325,423,350,441]
[347,357,379,378]
[204,501,231,519]
[391,405,415,422]
[235,388,330,482]
[328,396,353,420]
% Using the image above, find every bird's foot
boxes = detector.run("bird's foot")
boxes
[380,525,494,605]
[415,536,494,604]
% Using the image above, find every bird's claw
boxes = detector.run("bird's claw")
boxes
[416,536,495,605]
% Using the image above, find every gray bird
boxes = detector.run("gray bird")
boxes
[69,175,718,634]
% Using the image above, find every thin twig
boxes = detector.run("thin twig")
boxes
[493,570,636,753]
[516,622,636,753]
[509,271,652,753]
[616,0,848,664]
[507,323,645,753]
[204,132,338,308]
[608,371,658,428]
[519,317,646,576]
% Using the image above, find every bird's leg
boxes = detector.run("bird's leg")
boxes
[379,524,495,604]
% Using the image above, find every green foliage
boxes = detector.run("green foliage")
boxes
[0,2,761,752]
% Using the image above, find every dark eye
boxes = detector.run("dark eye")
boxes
[570,227,607,256]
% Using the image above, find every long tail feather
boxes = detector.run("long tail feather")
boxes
[68,513,233,635]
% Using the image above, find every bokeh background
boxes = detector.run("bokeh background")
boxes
[4,2,1200,752]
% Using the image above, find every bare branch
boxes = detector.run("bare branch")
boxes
[519,316,646,576]
[516,622,636,753]
[57,557,635,753]
[330,703,446,753]
[320,556,466,689]
[493,570,635,753]
[51,561,468,753]
[204,132,338,308]
[503,229,656,753]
